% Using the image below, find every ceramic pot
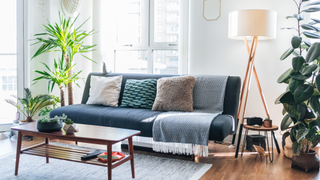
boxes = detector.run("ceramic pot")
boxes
[37,120,63,132]
[264,120,272,127]
[292,150,320,172]
[63,124,76,134]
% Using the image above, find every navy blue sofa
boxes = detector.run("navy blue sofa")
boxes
[50,72,241,142]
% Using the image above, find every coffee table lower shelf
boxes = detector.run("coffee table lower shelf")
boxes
[21,143,131,168]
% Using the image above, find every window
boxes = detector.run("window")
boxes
[0,0,19,123]
[109,0,180,74]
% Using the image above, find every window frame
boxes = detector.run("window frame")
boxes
[112,0,181,74]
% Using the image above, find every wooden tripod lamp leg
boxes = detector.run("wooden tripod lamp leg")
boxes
[235,36,258,158]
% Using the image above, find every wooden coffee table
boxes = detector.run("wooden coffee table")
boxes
[12,122,141,180]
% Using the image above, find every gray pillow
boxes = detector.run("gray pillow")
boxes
[152,76,195,112]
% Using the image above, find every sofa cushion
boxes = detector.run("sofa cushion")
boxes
[120,79,157,109]
[86,75,122,107]
[49,104,163,137]
[152,76,196,112]
[50,104,234,140]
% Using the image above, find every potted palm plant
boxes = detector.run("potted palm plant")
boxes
[31,12,96,105]
[33,58,82,107]
[276,0,320,172]
[5,88,55,122]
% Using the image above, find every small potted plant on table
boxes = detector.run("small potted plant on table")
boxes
[263,117,272,128]
[37,114,67,132]
[63,118,76,134]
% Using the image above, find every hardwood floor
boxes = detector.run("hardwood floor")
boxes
[1,134,320,180]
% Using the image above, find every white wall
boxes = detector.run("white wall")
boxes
[28,0,297,141]
[189,0,296,139]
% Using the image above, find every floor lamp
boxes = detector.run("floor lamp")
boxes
[228,9,277,158]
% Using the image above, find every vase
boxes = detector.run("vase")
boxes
[264,120,272,127]
[37,120,63,132]
[292,150,320,172]
[63,124,76,134]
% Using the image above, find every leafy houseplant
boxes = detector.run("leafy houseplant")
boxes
[276,0,320,171]
[31,12,96,105]
[38,95,61,117]
[33,58,82,107]
[5,88,55,122]
[37,114,67,132]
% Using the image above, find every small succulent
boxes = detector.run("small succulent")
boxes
[264,117,271,121]
[37,114,67,124]
[64,118,74,125]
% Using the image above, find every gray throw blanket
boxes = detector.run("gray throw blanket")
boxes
[152,75,229,156]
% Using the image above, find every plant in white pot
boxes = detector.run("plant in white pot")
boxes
[276,0,320,172]
[63,118,76,134]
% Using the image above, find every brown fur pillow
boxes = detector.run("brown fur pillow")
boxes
[152,76,195,112]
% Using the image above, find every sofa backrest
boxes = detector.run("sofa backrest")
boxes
[81,72,241,126]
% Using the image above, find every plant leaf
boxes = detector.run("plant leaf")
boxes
[289,79,304,94]
[311,135,320,148]
[292,56,305,71]
[312,18,320,23]
[291,36,302,48]
[303,31,320,39]
[311,95,320,113]
[301,64,318,75]
[275,91,296,105]
[294,84,314,102]
[292,141,301,155]
[302,7,320,13]
[286,14,304,21]
[301,24,319,31]
[296,127,309,143]
[305,0,320,6]
[291,72,311,80]
[280,47,294,60]
[281,114,293,131]
[277,68,293,83]
[283,103,301,120]
[304,41,312,47]
[316,75,320,92]
[306,42,320,63]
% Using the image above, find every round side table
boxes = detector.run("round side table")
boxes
[241,124,280,162]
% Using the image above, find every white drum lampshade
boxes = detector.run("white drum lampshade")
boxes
[228,9,277,40]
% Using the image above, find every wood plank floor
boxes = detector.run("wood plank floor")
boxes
[1,135,320,180]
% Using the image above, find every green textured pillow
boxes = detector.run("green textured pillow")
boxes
[120,79,157,109]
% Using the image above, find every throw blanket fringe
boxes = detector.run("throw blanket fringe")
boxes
[153,141,208,157]
[152,75,229,157]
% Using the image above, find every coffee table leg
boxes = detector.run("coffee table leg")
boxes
[14,131,22,175]
[45,138,49,163]
[128,137,135,178]
[107,143,112,180]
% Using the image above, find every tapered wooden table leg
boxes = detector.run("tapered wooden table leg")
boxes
[107,143,112,180]
[45,138,49,163]
[15,131,22,175]
[128,137,135,178]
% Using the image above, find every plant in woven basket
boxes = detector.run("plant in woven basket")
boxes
[276,0,320,156]
[5,88,55,122]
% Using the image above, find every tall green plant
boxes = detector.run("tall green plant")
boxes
[5,88,55,122]
[276,0,320,155]
[33,58,82,107]
[31,12,96,105]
